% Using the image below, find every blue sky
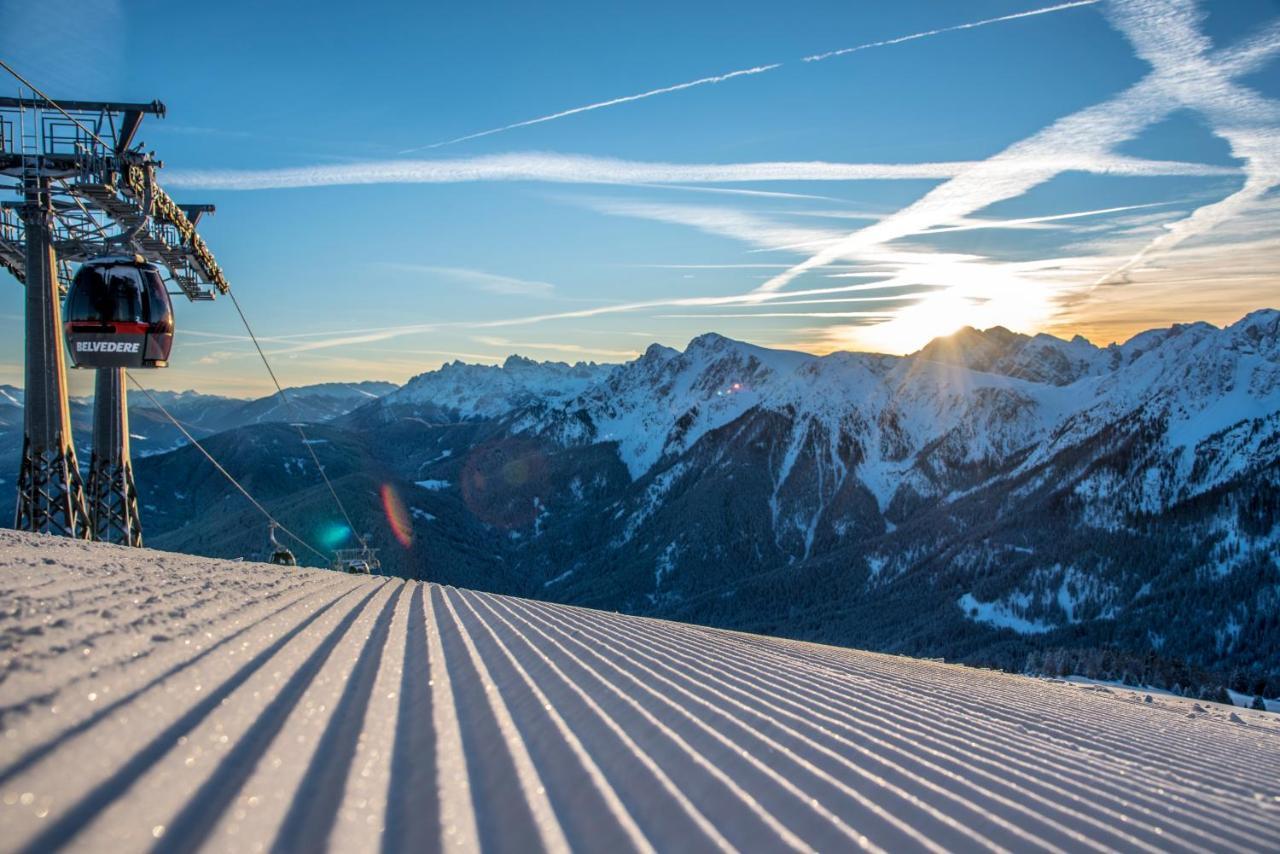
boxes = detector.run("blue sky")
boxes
[1,0,1277,396]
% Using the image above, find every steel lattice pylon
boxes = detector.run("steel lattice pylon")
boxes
[14,175,89,538]
[1,90,228,545]
[86,368,142,546]
[14,438,90,538]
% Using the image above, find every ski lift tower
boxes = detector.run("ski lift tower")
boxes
[0,89,229,544]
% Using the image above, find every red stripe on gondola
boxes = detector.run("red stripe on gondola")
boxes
[66,321,151,333]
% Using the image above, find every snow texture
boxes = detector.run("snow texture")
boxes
[1,530,1278,852]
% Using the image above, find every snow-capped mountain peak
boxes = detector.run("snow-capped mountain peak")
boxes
[380,355,610,421]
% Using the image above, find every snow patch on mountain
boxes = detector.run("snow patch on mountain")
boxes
[958,592,1053,635]
[615,461,690,546]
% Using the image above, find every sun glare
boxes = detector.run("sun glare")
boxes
[839,254,1062,354]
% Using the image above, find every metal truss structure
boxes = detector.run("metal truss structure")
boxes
[1,92,229,544]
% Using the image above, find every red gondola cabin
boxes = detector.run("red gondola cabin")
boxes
[63,255,174,369]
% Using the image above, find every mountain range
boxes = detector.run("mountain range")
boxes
[5,312,1278,693]
[0,380,396,519]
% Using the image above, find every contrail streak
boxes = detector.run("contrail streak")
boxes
[401,65,780,153]
[165,152,1232,191]
[803,0,1100,63]
[404,1,1099,152]
[752,17,1280,296]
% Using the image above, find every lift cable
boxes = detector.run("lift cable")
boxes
[127,374,330,564]
[224,288,370,551]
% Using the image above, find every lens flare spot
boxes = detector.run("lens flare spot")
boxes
[380,483,413,548]
[318,522,352,550]
[502,458,531,486]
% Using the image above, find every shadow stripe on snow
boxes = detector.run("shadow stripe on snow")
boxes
[0,580,348,790]
[431,586,568,853]
[446,587,652,853]
[16,581,377,854]
[153,581,392,854]
[382,583,440,853]
[455,589,736,852]
[271,581,405,852]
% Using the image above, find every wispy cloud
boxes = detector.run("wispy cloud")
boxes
[229,276,941,358]
[164,150,1237,192]
[575,198,1202,262]
[626,263,796,269]
[383,264,557,297]
[401,1,1100,151]
[658,311,898,319]
[631,184,854,203]
[578,197,846,253]
[472,336,640,359]
[911,202,1179,235]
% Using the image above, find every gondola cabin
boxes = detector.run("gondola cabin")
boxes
[63,255,174,369]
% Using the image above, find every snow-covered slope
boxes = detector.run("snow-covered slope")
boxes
[1,530,1277,852]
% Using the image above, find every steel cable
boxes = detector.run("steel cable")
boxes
[224,288,370,551]
[127,374,330,564]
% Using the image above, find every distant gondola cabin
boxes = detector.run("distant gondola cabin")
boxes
[63,255,174,369]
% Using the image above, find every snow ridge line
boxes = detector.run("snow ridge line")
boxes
[272,582,405,851]
[448,588,654,852]
[526,595,1100,851]
[381,583,439,850]
[1,533,1277,852]
[470,590,820,853]
[0,578,352,789]
[501,593,1018,852]
[687,622,1280,822]
[529,596,1279,846]
[434,587,571,852]
[666,624,1264,847]
[11,582,380,854]
[539,594,1231,851]
[151,581,394,853]
[421,584,480,851]
[456,589,737,852]
[191,580,403,846]
[626,615,1251,831]
[486,593,921,851]
[719,625,1280,795]
[329,577,414,851]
